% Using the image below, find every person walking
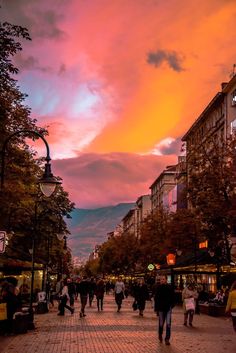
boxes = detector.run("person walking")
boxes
[57,280,74,316]
[225,280,236,332]
[95,278,105,311]
[78,276,90,317]
[1,278,21,333]
[88,277,97,307]
[182,283,198,327]
[67,278,76,307]
[114,276,125,312]
[134,278,149,316]
[154,275,175,346]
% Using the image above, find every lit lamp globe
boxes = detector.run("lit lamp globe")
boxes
[38,161,61,197]
[166,253,176,266]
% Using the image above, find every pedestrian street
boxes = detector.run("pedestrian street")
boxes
[0,294,235,353]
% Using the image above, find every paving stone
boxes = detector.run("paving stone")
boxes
[0,294,235,353]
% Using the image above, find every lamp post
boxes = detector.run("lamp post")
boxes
[57,232,68,278]
[0,130,61,329]
[166,253,176,288]
[0,130,60,194]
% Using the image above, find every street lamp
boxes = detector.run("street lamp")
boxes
[57,232,68,249]
[0,129,61,194]
[0,130,61,329]
[166,253,176,288]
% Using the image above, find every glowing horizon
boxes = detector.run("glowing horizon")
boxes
[1,0,235,207]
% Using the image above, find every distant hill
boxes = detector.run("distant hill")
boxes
[66,203,135,261]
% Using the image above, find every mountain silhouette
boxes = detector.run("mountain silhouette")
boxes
[66,203,135,261]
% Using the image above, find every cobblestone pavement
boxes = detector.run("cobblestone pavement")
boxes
[1,294,235,353]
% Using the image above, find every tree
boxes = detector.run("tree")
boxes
[0,19,74,269]
[187,134,236,263]
[98,232,139,274]
[166,208,205,252]
[138,208,170,266]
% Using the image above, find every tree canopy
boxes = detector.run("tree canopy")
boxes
[0,19,74,271]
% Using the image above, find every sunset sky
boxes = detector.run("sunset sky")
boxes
[1,0,236,208]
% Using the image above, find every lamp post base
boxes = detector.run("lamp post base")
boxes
[27,308,35,330]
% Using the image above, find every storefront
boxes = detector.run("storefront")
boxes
[0,258,44,299]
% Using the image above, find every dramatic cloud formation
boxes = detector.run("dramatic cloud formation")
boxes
[1,0,236,206]
[53,153,176,208]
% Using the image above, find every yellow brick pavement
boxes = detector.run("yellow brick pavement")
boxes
[0,294,235,353]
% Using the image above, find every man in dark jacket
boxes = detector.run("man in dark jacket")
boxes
[78,276,90,317]
[154,275,175,346]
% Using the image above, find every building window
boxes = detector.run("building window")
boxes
[232,90,236,106]
[231,119,236,134]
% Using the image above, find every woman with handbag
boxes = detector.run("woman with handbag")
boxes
[225,281,236,332]
[58,280,74,316]
[182,283,198,326]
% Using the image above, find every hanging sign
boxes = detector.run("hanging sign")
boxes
[166,253,176,266]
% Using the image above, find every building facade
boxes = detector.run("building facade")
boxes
[135,195,151,238]
[149,164,177,211]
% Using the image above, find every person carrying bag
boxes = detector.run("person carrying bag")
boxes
[182,283,198,327]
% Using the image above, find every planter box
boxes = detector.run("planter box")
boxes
[199,303,226,316]
[199,303,210,315]
[208,304,226,317]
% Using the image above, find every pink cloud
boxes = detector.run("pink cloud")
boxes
[52,152,176,208]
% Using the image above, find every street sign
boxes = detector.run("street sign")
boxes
[0,231,6,253]
[147,263,155,271]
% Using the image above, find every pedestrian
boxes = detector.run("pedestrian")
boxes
[0,278,21,334]
[134,278,149,317]
[225,280,236,332]
[105,280,111,295]
[95,278,105,311]
[182,283,198,327]
[55,279,63,301]
[75,278,81,300]
[88,277,96,307]
[57,280,74,316]
[67,278,76,307]
[124,282,129,298]
[212,289,225,305]
[154,275,175,346]
[114,276,125,312]
[78,276,90,317]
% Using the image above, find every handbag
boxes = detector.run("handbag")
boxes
[132,300,138,311]
[184,297,195,311]
[0,302,7,321]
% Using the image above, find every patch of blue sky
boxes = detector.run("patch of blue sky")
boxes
[70,85,100,119]
[19,75,60,115]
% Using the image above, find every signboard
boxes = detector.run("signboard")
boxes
[0,231,6,254]
[199,240,208,249]
[147,263,155,271]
